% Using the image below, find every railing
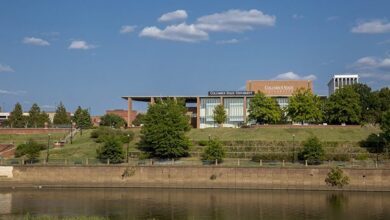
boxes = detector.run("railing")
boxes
[1,158,390,169]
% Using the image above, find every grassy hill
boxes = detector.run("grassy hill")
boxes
[0,126,380,160]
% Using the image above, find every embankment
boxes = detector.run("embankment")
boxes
[0,165,389,191]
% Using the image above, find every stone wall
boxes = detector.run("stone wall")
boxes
[1,166,389,191]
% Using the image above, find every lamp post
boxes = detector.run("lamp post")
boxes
[377,133,380,164]
[46,133,51,163]
[292,134,295,163]
[126,134,130,163]
[70,121,73,144]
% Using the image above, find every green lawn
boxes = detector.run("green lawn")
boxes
[188,126,380,142]
[1,126,380,160]
[0,132,67,146]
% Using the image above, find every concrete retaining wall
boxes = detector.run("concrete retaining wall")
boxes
[1,166,390,191]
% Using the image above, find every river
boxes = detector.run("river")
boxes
[0,188,389,219]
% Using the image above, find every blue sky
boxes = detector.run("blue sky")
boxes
[1,0,390,114]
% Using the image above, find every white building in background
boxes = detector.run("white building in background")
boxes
[328,74,359,96]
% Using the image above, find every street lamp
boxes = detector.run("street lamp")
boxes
[126,134,130,163]
[292,134,296,163]
[377,133,380,164]
[70,121,73,144]
[46,133,51,163]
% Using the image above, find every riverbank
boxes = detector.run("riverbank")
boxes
[1,165,389,191]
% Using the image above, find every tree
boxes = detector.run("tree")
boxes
[8,103,25,128]
[38,111,51,127]
[202,139,225,163]
[132,113,145,126]
[27,103,41,128]
[248,91,281,124]
[299,136,325,164]
[325,167,350,188]
[213,104,227,127]
[53,102,71,125]
[287,88,323,124]
[381,110,390,134]
[15,139,45,163]
[139,98,191,159]
[96,136,124,164]
[325,86,361,124]
[377,87,390,113]
[351,84,380,124]
[73,106,92,130]
[99,114,126,128]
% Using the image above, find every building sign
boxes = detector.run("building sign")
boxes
[208,91,255,96]
[264,85,294,91]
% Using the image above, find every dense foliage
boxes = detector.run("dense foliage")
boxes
[248,91,281,124]
[73,106,92,129]
[91,127,134,144]
[53,102,71,125]
[8,103,25,128]
[132,113,145,126]
[139,98,191,159]
[299,136,325,164]
[325,167,350,188]
[15,139,46,163]
[99,114,127,128]
[287,88,323,124]
[213,104,227,126]
[202,139,225,163]
[96,136,124,164]
[325,86,361,124]
[27,103,50,128]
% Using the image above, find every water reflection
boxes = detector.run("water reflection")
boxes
[0,188,389,219]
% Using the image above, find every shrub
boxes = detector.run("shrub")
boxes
[198,140,208,146]
[325,167,350,188]
[298,136,325,164]
[90,127,134,144]
[202,139,225,163]
[96,136,124,164]
[15,139,45,163]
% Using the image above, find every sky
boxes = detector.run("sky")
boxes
[1,0,390,115]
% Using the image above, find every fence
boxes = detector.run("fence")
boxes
[2,158,390,169]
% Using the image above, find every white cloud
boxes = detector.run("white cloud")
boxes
[68,40,96,50]
[0,64,14,73]
[196,9,276,32]
[139,23,208,42]
[0,89,26,95]
[274,72,317,80]
[158,10,188,22]
[351,56,390,81]
[351,20,390,34]
[22,37,50,46]
[120,25,136,34]
[292,14,304,20]
[216,38,239,44]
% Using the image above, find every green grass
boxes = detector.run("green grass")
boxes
[1,126,380,160]
[188,126,380,142]
[0,133,67,146]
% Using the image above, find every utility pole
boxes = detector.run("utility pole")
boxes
[46,133,51,163]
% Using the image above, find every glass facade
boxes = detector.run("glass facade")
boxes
[223,98,244,127]
[199,97,220,128]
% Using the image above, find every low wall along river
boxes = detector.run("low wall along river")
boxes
[1,165,390,191]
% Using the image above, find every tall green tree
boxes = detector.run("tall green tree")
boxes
[351,84,380,124]
[100,114,126,128]
[287,88,323,124]
[96,136,124,164]
[38,111,51,127]
[376,87,390,123]
[248,92,281,124]
[325,86,361,124]
[53,102,71,125]
[139,98,191,159]
[8,102,25,128]
[299,136,325,164]
[27,103,41,128]
[202,139,225,163]
[213,104,227,127]
[73,106,92,129]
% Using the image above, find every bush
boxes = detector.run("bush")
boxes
[198,140,208,146]
[298,136,325,165]
[251,153,291,161]
[325,167,350,188]
[90,127,134,144]
[99,114,127,128]
[202,139,225,163]
[360,133,386,153]
[96,136,124,164]
[15,139,45,163]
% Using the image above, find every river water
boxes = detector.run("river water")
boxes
[0,188,389,219]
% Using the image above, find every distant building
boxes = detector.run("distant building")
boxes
[123,79,313,128]
[106,109,137,126]
[328,74,359,96]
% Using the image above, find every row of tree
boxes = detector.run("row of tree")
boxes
[247,84,390,125]
[4,102,92,129]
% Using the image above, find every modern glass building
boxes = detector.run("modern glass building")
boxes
[123,80,313,128]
